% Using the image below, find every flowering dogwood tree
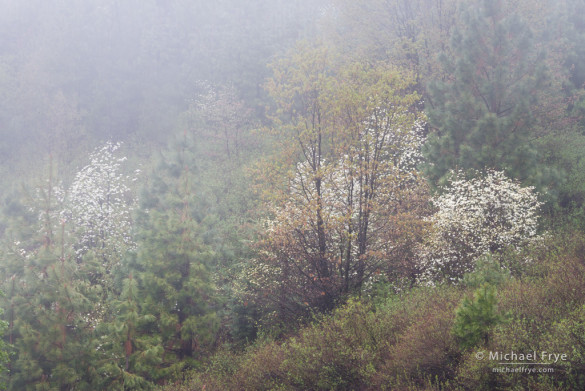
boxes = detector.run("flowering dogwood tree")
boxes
[68,141,135,261]
[419,170,542,283]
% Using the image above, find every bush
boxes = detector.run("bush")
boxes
[176,235,585,390]
[374,287,462,388]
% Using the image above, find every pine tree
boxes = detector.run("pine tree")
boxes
[1,161,100,390]
[131,134,219,383]
[423,0,551,188]
[92,274,160,390]
[0,304,8,389]
[453,283,501,349]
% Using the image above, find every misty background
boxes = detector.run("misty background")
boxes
[0,0,324,173]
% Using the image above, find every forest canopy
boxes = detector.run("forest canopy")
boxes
[1,0,585,390]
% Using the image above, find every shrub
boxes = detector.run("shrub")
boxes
[376,287,462,388]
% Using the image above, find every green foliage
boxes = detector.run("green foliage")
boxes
[130,134,220,383]
[92,274,159,390]
[0,166,103,390]
[180,236,585,390]
[180,287,462,390]
[453,283,502,349]
[454,256,510,350]
[423,0,556,189]
[455,232,585,390]
[3,1,585,390]
[461,254,511,289]
[0,297,10,388]
[544,304,585,389]
[541,131,585,230]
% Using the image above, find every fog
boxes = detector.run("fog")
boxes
[0,0,323,167]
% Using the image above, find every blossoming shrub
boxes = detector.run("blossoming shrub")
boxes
[419,170,542,283]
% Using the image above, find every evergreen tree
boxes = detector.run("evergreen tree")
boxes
[453,283,501,349]
[131,134,219,383]
[182,82,261,346]
[0,309,8,389]
[0,162,100,390]
[423,0,552,188]
[92,274,160,390]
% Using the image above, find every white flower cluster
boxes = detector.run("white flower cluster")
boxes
[67,142,136,259]
[419,170,542,283]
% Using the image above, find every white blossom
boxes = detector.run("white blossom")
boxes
[67,141,136,260]
[418,170,542,283]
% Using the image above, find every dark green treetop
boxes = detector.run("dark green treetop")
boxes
[423,0,555,189]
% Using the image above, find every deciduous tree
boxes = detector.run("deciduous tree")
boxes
[246,47,430,327]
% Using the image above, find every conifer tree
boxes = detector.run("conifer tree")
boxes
[92,274,160,390]
[1,161,100,390]
[131,134,219,382]
[423,0,551,187]
[453,283,501,349]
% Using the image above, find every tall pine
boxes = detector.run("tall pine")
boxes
[92,273,160,390]
[423,0,552,187]
[1,160,100,390]
[131,133,219,383]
